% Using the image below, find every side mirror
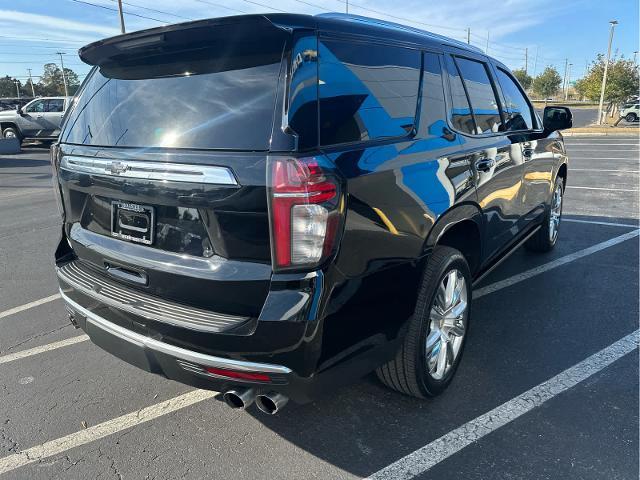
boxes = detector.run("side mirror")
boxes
[543,106,572,133]
[16,106,22,115]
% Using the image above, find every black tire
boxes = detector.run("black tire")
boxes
[2,127,21,142]
[376,246,471,398]
[525,177,564,253]
[625,113,637,123]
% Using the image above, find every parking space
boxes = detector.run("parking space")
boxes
[0,136,638,479]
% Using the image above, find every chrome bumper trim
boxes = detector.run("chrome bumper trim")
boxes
[60,291,292,375]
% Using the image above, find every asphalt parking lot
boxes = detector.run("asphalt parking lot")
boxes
[0,136,638,479]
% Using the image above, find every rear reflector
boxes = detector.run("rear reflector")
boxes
[205,367,271,383]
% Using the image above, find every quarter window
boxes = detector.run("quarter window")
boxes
[444,55,475,135]
[454,57,502,134]
[319,40,421,146]
[495,68,534,131]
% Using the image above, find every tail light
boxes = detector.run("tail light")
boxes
[267,156,344,271]
[50,143,65,220]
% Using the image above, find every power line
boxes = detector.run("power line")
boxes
[68,0,167,24]
[0,35,86,44]
[192,0,249,14]
[104,0,195,21]
[239,0,287,13]
[332,0,466,33]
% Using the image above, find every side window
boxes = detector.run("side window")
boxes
[455,57,502,134]
[495,68,534,131]
[26,100,46,113]
[47,99,65,113]
[418,52,447,136]
[444,55,475,135]
[319,40,421,146]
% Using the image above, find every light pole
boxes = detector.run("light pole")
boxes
[597,20,618,125]
[14,80,20,99]
[56,52,69,97]
[27,68,36,97]
[564,63,572,101]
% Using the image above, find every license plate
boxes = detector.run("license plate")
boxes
[111,201,155,245]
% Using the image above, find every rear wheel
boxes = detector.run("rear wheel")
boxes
[625,113,637,123]
[376,246,471,398]
[525,178,564,252]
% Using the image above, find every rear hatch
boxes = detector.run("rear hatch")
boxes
[55,17,294,321]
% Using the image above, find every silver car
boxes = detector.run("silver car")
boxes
[0,96,72,143]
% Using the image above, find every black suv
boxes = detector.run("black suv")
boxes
[52,13,571,414]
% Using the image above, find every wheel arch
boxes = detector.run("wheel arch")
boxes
[423,203,484,276]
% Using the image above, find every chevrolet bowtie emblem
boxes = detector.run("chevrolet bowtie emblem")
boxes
[109,161,128,175]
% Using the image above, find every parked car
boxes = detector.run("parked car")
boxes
[0,96,71,143]
[52,13,571,414]
[620,103,639,122]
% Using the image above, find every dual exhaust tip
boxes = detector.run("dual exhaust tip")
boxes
[222,388,288,415]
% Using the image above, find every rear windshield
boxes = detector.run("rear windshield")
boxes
[63,37,285,151]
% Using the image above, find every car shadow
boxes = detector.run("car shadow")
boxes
[245,213,639,477]
[0,158,50,168]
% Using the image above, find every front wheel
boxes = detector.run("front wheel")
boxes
[525,178,564,252]
[376,246,471,398]
[2,127,21,142]
[625,113,637,123]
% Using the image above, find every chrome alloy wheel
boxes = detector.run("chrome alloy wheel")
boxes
[549,182,563,242]
[3,130,16,139]
[426,269,468,380]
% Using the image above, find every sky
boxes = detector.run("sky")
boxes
[0,0,638,87]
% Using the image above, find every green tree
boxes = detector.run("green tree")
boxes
[37,63,80,96]
[0,76,32,98]
[512,68,533,90]
[574,54,639,104]
[532,67,562,99]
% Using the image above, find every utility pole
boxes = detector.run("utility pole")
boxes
[532,46,539,77]
[117,0,126,33]
[634,50,639,65]
[56,52,69,97]
[466,28,471,45]
[564,63,572,101]
[524,47,528,74]
[26,68,36,97]
[485,31,489,55]
[598,20,618,125]
[14,80,20,99]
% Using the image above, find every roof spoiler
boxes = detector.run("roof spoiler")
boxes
[79,15,291,67]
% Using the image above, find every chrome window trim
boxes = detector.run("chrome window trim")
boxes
[60,291,292,375]
[60,155,238,185]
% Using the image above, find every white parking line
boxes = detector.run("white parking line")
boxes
[0,389,217,475]
[0,335,89,365]
[474,229,640,298]
[563,218,639,228]
[0,293,61,320]
[571,157,640,160]
[566,186,639,192]
[567,149,639,152]
[366,329,639,480]
[571,168,639,173]
[565,143,640,146]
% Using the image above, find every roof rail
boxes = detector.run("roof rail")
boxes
[315,12,484,54]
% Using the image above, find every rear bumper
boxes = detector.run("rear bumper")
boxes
[60,292,330,402]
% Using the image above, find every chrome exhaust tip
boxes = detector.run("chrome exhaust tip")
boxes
[222,388,256,410]
[255,392,288,415]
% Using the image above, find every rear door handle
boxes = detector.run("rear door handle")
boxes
[475,158,495,172]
